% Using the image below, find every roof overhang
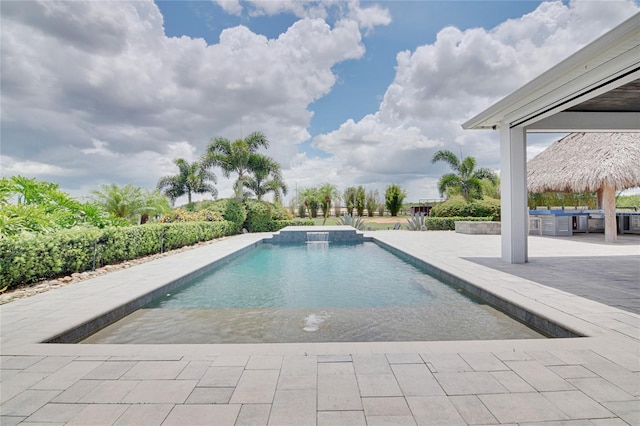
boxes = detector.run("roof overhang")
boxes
[462,12,640,132]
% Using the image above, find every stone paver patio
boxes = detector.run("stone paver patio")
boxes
[1,231,638,425]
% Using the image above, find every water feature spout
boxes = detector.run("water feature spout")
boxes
[306,231,329,243]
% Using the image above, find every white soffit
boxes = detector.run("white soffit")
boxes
[462,13,640,131]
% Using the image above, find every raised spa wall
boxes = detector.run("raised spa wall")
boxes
[268,226,365,243]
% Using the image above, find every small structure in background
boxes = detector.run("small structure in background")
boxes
[527,132,640,242]
[410,199,443,216]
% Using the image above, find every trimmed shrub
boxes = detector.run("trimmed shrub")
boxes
[157,208,223,223]
[429,196,500,220]
[424,216,494,231]
[0,221,234,290]
[200,198,246,233]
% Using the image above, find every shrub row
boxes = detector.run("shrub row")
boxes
[430,197,501,220]
[0,221,235,290]
[424,216,494,231]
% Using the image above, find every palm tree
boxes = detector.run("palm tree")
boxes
[91,183,145,223]
[243,156,288,203]
[202,131,272,198]
[317,183,340,225]
[431,150,498,200]
[157,158,217,204]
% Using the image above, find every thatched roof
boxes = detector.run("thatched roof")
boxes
[527,132,640,193]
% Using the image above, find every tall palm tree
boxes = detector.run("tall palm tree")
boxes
[157,158,217,204]
[201,131,272,198]
[432,150,498,200]
[243,156,288,203]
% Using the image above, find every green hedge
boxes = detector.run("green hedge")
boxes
[430,197,501,220]
[424,216,494,231]
[0,221,235,290]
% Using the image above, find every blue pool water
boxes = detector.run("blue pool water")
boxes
[83,242,545,343]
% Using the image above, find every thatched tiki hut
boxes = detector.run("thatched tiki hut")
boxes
[527,133,640,242]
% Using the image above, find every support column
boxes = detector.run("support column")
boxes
[602,181,617,243]
[500,125,528,263]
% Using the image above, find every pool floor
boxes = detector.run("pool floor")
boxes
[82,242,545,343]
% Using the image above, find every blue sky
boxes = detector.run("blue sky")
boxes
[1,0,638,203]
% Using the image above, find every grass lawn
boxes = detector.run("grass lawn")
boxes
[307,216,409,230]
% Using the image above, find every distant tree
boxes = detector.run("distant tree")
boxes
[300,187,319,218]
[202,131,274,198]
[385,184,406,217]
[318,183,339,225]
[157,158,217,205]
[343,187,356,216]
[431,150,498,201]
[355,186,366,217]
[243,156,288,203]
[365,189,379,217]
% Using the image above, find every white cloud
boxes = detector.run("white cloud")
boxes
[221,0,391,31]
[1,0,365,197]
[2,0,637,204]
[307,0,639,199]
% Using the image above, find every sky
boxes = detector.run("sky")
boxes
[1,0,638,205]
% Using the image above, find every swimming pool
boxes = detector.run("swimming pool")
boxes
[82,241,546,344]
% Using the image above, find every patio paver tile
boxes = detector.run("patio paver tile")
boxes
[542,390,616,419]
[229,369,279,404]
[490,370,536,393]
[362,396,411,416]
[434,371,508,395]
[406,395,466,425]
[235,404,271,426]
[280,355,317,376]
[459,353,508,371]
[0,417,26,426]
[66,403,129,426]
[567,377,635,402]
[505,360,575,391]
[162,404,241,426]
[366,415,417,425]
[356,373,403,397]
[113,403,173,425]
[30,361,102,390]
[246,356,284,370]
[421,353,472,372]
[176,361,211,380]
[186,387,234,404]
[51,380,102,403]
[276,373,317,390]
[269,389,316,426]
[212,356,249,367]
[548,365,599,379]
[449,395,498,425]
[386,354,423,364]
[317,410,367,426]
[478,392,570,423]
[81,361,136,380]
[0,372,48,404]
[1,390,61,417]
[391,364,445,396]
[78,379,139,403]
[24,357,74,373]
[353,355,392,374]
[25,402,87,423]
[602,400,640,425]
[198,366,244,387]
[120,379,197,404]
[318,369,361,411]
[121,360,187,380]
